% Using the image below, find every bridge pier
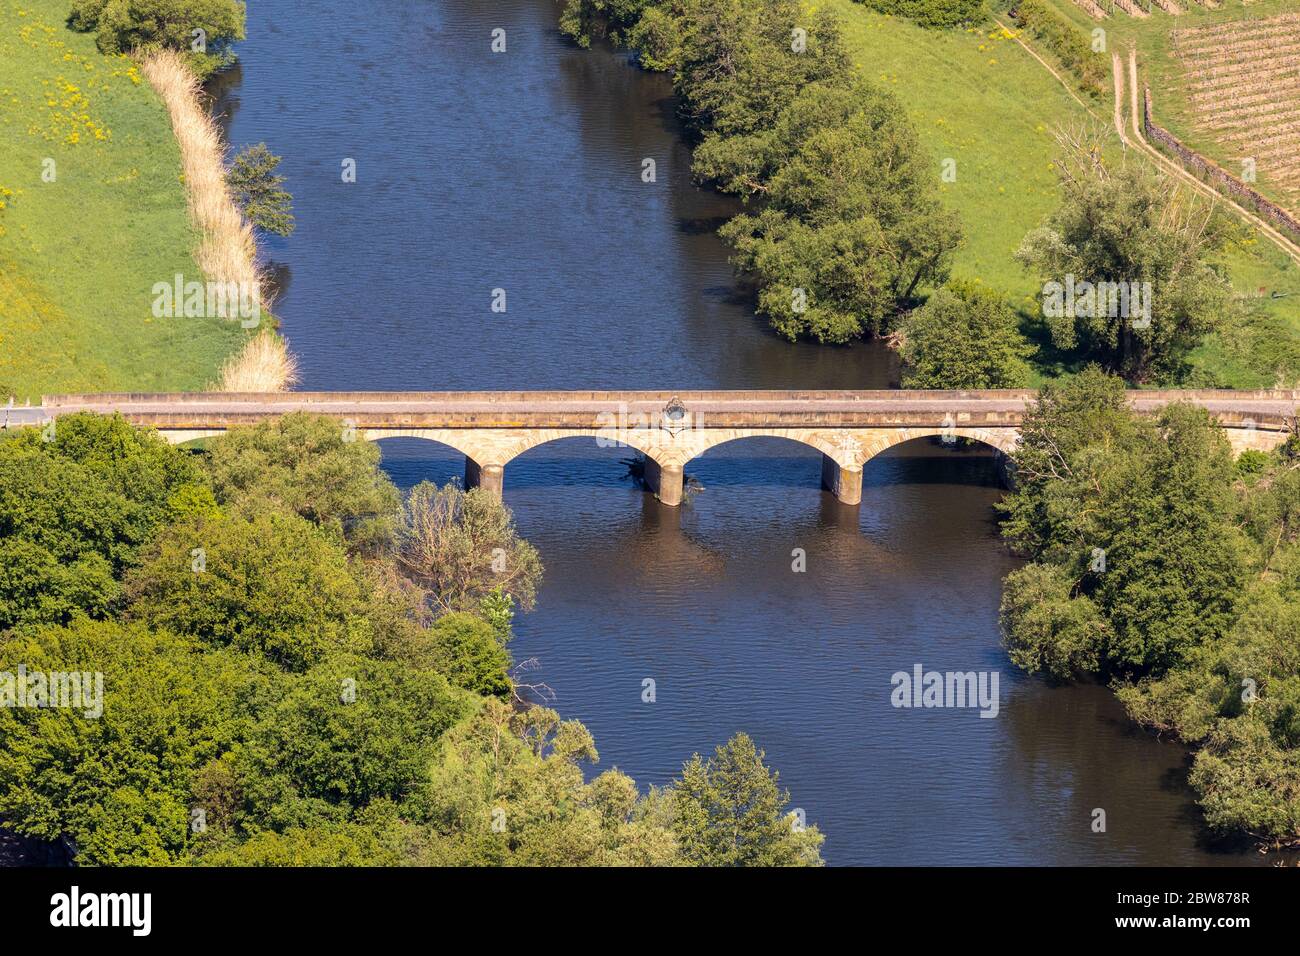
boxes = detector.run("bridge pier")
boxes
[643,458,684,507]
[821,454,862,506]
[464,459,505,498]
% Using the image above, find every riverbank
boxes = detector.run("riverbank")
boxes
[0,0,288,402]
[827,0,1300,387]
[139,49,296,391]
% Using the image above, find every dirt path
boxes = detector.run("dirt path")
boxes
[994,17,1300,267]
[991,16,1101,119]
[1113,48,1300,266]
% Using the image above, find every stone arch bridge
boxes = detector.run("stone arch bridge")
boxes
[5,390,1295,506]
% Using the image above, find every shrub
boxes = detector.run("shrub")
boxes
[68,0,246,77]
[856,0,985,28]
[899,280,1034,388]
[1012,0,1109,98]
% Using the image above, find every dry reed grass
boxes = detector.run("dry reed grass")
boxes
[215,330,300,391]
[140,49,296,391]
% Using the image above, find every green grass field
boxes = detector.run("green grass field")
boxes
[829,1,1089,304]
[0,0,248,402]
[826,0,1300,385]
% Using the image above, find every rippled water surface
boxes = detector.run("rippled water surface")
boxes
[219,0,1270,864]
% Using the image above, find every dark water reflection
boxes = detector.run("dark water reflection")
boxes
[220,0,1274,864]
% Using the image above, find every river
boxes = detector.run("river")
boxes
[213,0,1271,865]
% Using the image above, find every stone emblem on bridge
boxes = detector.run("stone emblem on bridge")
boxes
[660,395,690,437]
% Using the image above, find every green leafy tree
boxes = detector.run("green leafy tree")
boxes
[899,280,1033,388]
[719,79,961,342]
[0,414,208,629]
[395,481,543,615]
[637,0,852,140]
[232,656,468,832]
[999,562,1105,680]
[126,508,373,671]
[226,143,295,237]
[423,611,512,699]
[0,620,253,865]
[204,413,399,549]
[670,732,823,866]
[421,699,681,866]
[1115,478,1300,843]
[68,0,246,77]
[198,813,416,866]
[558,0,654,47]
[999,371,1247,677]
[1016,134,1234,383]
[563,2,957,344]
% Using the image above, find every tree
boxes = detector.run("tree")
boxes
[0,414,209,629]
[421,700,681,866]
[227,144,295,237]
[204,413,399,550]
[394,481,543,615]
[670,733,823,866]
[999,371,1247,677]
[997,367,1140,562]
[999,562,1105,681]
[637,0,852,141]
[899,280,1033,388]
[68,0,246,77]
[558,0,654,47]
[1016,130,1234,383]
[232,656,468,831]
[1116,485,1300,844]
[562,1,958,344]
[0,620,253,865]
[719,79,961,342]
[423,612,512,699]
[126,508,373,671]
[197,815,416,866]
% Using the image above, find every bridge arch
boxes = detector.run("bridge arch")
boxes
[365,431,479,490]
[859,427,1021,466]
[359,428,480,462]
[686,429,845,465]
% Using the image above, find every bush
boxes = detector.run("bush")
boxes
[857,0,985,28]
[68,0,246,78]
[1012,0,1108,98]
[899,280,1033,388]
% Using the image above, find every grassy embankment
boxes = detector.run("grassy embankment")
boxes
[0,0,290,402]
[825,0,1299,386]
